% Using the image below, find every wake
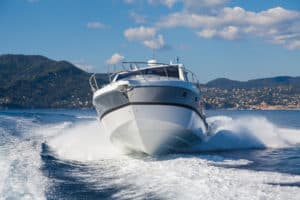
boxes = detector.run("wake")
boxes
[47,115,300,161]
[48,122,122,161]
[194,115,300,152]
[45,115,300,200]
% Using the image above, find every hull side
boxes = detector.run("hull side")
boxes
[101,104,207,154]
[93,84,203,120]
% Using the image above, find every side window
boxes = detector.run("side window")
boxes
[145,68,165,76]
[166,66,179,78]
[115,66,180,80]
[116,71,140,80]
[145,66,179,78]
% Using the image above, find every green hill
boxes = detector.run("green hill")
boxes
[206,76,300,89]
[0,54,299,109]
[0,54,108,108]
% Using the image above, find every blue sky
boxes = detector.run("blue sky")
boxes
[1,0,300,82]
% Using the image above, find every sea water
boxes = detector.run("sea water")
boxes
[0,109,300,199]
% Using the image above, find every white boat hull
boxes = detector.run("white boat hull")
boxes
[101,104,207,154]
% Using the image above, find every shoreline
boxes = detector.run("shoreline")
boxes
[0,107,299,111]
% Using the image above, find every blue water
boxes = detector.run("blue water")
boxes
[1,109,300,199]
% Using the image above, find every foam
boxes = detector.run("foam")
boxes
[1,113,300,199]
[67,154,300,200]
[47,115,300,162]
[44,115,300,199]
[48,121,122,161]
[195,116,300,152]
[0,115,57,200]
[0,134,47,200]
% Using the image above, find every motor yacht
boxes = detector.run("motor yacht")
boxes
[89,59,208,154]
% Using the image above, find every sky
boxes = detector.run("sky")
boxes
[1,0,300,82]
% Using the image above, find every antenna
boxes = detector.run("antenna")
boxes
[176,56,179,64]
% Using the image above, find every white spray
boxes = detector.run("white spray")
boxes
[48,121,122,161]
[195,116,300,152]
[47,115,300,161]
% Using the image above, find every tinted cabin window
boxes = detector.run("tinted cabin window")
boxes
[145,67,165,76]
[116,66,179,81]
[145,66,179,78]
[116,71,141,80]
[166,66,179,78]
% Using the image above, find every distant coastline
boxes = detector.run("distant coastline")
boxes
[1,54,299,110]
[201,86,300,110]
[217,107,300,111]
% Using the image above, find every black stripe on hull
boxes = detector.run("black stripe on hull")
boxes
[99,102,208,131]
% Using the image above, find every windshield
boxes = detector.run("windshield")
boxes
[115,66,179,81]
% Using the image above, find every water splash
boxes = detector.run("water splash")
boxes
[0,115,49,200]
[194,116,300,152]
[2,111,300,200]
[48,115,300,162]
[48,121,122,161]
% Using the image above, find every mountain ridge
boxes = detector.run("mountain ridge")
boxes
[206,76,300,89]
[0,54,108,108]
[0,54,299,109]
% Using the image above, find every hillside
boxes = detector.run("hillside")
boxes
[0,54,108,108]
[203,77,300,109]
[0,54,299,109]
[206,76,300,90]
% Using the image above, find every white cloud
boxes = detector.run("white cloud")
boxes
[196,0,228,7]
[157,12,215,28]
[286,40,300,50]
[124,0,300,50]
[197,26,239,40]
[129,11,147,24]
[143,34,165,49]
[124,26,156,41]
[124,26,165,49]
[182,0,228,12]
[197,28,217,38]
[161,0,177,8]
[219,26,239,40]
[157,6,300,49]
[157,7,299,28]
[149,0,177,8]
[222,7,299,26]
[106,53,125,65]
[87,21,107,29]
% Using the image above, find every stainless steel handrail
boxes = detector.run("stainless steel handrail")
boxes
[89,74,99,92]
[109,62,200,86]
[122,61,169,65]
[184,68,200,86]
